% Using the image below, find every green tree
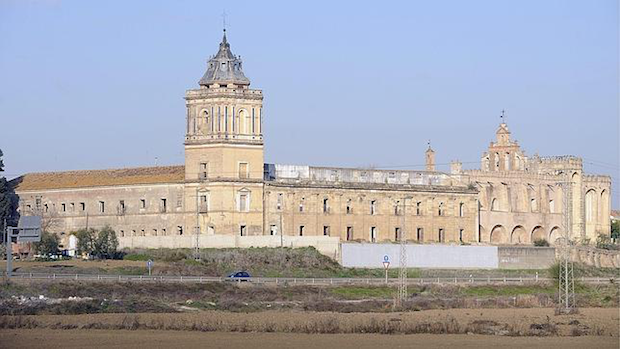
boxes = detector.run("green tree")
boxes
[0,149,18,233]
[93,226,119,259]
[33,231,60,256]
[73,228,96,256]
[611,220,619,241]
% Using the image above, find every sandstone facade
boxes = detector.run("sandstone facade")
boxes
[11,32,611,251]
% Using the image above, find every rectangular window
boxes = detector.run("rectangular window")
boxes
[240,225,247,236]
[153,229,158,236]
[131,230,136,237]
[239,193,248,212]
[140,199,146,209]
[44,204,49,213]
[395,227,401,241]
[199,162,208,180]
[35,197,42,211]
[276,193,283,210]
[176,195,183,208]
[161,228,166,236]
[416,202,421,215]
[346,226,353,241]
[177,226,183,235]
[199,195,208,213]
[80,202,85,211]
[438,228,445,243]
[323,198,329,213]
[323,226,330,236]
[160,198,167,213]
[239,162,249,179]
[70,203,75,212]
[417,228,424,242]
[119,230,125,237]
[299,198,304,212]
[459,229,464,243]
[61,203,66,212]
[394,201,401,216]
[459,203,464,217]
[370,200,377,215]
[299,225,305,236]
[141,229,145,236]
[119,200,125,214]
[346,199,352,214]
[99,201,105,213]
[270,225,277,236]
[370,227,377,242]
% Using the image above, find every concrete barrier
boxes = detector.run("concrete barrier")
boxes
[341,243,498,269]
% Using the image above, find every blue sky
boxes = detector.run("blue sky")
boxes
[1,0,618,206]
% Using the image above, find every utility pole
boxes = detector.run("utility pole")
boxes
[194,187,200,261]
[397,197,410,307]
[557,178,577,314]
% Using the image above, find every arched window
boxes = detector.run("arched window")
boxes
[491,198,498,211]
[202,110,210,134]
[549,199,555,213]
[585,190,596,222]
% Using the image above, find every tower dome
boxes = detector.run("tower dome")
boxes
[198,30,250,87]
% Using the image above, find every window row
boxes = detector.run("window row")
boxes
[198,161,249,180]
[266,225,467,243]
[26,197,182,215]
[118,226,185,237]
[276,196,467,217]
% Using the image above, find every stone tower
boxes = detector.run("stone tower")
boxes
[425,144,435,171]
[184,30,265,236]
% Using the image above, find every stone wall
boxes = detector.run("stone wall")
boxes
[497,246,556,269]
[119,234,340,259]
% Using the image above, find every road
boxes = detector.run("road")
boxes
[6,272,616,286]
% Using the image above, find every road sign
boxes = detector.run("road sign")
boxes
[382,255,390,269]
[382,255,390,284]
[147,259,154,276]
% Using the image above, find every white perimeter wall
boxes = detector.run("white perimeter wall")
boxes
[341,243,499,269]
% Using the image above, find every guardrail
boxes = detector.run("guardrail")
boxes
[5,273,617,286]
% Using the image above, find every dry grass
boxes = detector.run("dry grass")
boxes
[0,313,597,337]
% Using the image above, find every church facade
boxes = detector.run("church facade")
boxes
[12,32,611,252]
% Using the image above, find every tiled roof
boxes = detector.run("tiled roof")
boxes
[11,165,185,191]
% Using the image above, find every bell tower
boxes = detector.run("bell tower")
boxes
[184,30,265,236]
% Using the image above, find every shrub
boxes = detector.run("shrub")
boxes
[93,226,119,259]
[33,231,60,256]
[533,239,549,247]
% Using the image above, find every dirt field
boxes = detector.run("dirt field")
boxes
[1,329,618,349]
[1,308,617,336]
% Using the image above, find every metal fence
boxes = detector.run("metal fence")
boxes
[6,272,617,286]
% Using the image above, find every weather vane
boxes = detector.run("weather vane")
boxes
[222,10,227,32]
